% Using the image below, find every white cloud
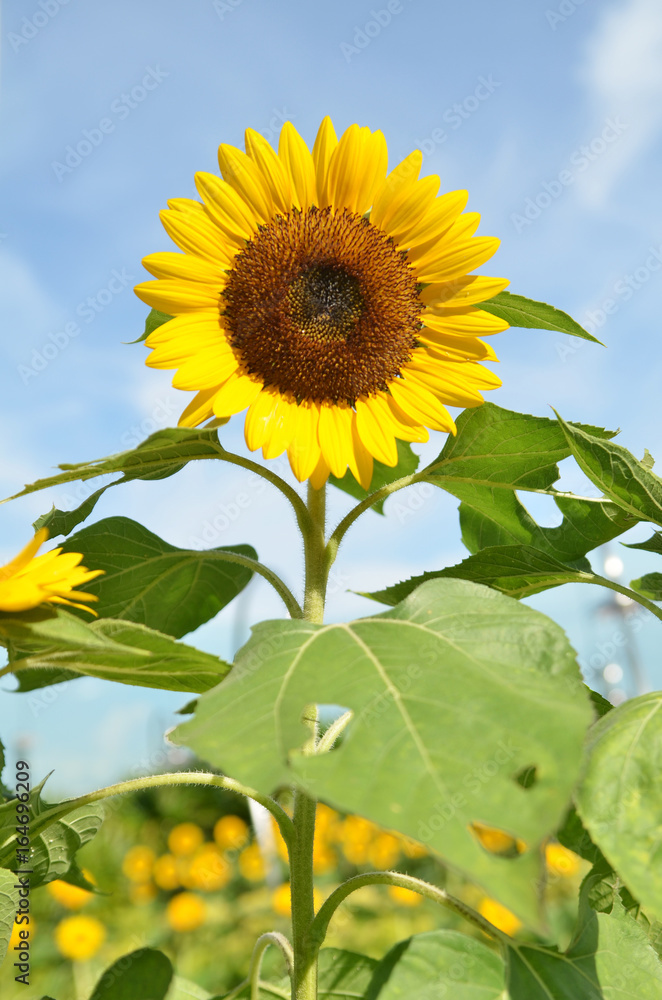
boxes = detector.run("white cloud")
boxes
[579,0,662,205]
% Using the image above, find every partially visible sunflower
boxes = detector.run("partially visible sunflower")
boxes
[135,117,508,489]
[0,528,103,614]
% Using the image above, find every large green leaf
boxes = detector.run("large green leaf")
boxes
[59,517,256,638]
[575,692,662,924]
[367,929,504,999]
[89,948,173,1000]
[422,403,614,497]
[556,414,662,527]
[175,578,592,927]
[362,545,625,604]
[629,573,662,601]
[329,441,420,514]
[480,291,602,343]
[0,869,20,965]
[165,977,212,1000]
[5,426,225,508]
[0,609,230,693]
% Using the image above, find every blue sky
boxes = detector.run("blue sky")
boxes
[1,0,662,796]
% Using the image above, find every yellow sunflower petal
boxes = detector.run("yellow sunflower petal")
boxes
[378,174,440,243]
[194,172,258,244]
[370,150,423,229]
[422,308,509,337]
[279,123,316,211]
[325,126,388,215]
[355,396,398,466]
[0,529,48,579]
[212,373,263,417]
[145,309,225,349]
[244,129,292,215]
[262,395,299,459]
[217,144,274,222]
[172,348,239,390]
[414,237,501,284]
[160,209,235,267]
[318,403,354,477]
[288,402,322,482]
[167,198,206,215]
[179,388,218,428]
[134,279,221,315]
[311,116,338,207]
[420,276,510,308]
[401,190,469,249]
[348,417,374,490]
[309,455,332,491]
[141,252,227,284]
[402,365,489,408]
[244,390,280,452]
[388,380,456,434]
[418,336,499,363]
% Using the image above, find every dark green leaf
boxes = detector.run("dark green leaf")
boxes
[480,291,603,344]
[367,929,504,999]
[329,441,420,514]
[1,610,231,693]
[59,517,256,638]
[89,948,173,1000]
[557,807,607,866]
[576,691,662,924]
[625,531,662,555]
[555,413,662,527]
[423,403,615,496]
[175,578,592,928]
[127,308,173,345]
[6,426,225,506]
[33,486,111,538]
[629,573,662,601]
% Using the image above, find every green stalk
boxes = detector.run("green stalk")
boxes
[288,481,329,1000]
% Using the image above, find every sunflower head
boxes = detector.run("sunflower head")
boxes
[135,118,508,489]
[0,529,103,614]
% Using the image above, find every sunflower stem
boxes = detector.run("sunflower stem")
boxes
[206,550,303,619]
[217,446,313,538]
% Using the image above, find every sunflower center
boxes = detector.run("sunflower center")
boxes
[287,266,363,343]
[222,206,422,404]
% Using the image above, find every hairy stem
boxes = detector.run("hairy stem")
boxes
[248,933,294,1000]
[206,550,303,619]
[308,871,507,951]
[218,447,312,538]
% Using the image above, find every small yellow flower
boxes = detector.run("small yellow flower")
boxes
[387,885,423,907]
[129,882,157,905]
[399,836,427,860]
[315,804,342,840]
[470,822,526,857]
[46,870,95,909]
[153,853,180,891]
[238,842,265,882]
[339,816,377,865]
[478,897,522,936]
[312,842,337,875]
[187,844,232,891]
[54,915,106,961]
[213,814,250,851]
[122,845,156,882]
[368,833,401,869]
[166,892,206,932]
[0,528,103,614]
[168,822,205,856]
[271,883,324,916]
[545,842,581,877]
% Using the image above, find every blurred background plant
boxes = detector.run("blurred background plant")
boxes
[0,764,584,999]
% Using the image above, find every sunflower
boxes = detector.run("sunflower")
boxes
[135,118,508,489]
[0,528,103,614]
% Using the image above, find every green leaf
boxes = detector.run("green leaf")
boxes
[575,691,662,924]
[0,737,11,801]
[0,869,20,965]
[557,807,607,866]
[363,544,609,604]
[235,948,377,999]
[367,929,505,999]
[59,517,256,638]
[0,609,231,693]
[329,441,420,514]
[175,578,592,928]
[5,426,225,506]
[33,485,111,538]
[480,291,603,344]
[89,948,173,1000]
[423,403,614,496]
[629,573,662,601]
[0,779,104,888]
[165,977,212,1000]
[555,413,662,527]
[127,308,173,345]
[625,531,662,556]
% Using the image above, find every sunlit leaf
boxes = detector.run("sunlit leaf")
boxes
[480,291,602,344]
